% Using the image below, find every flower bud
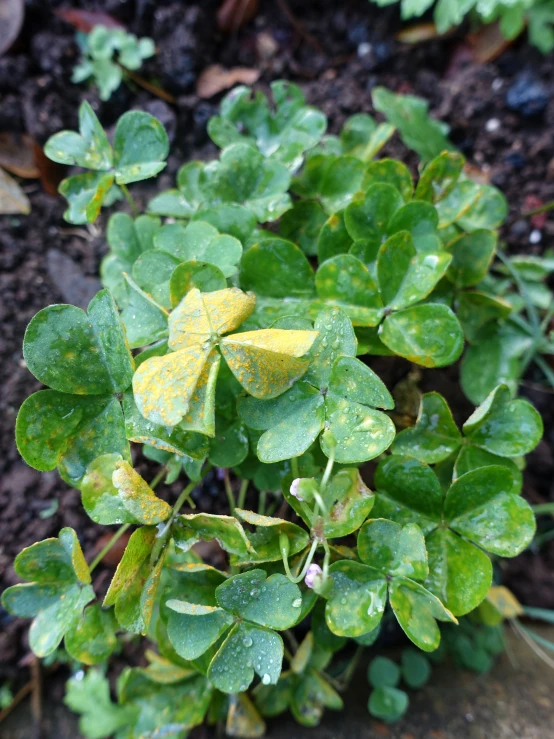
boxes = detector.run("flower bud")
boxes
[304,563,323,590]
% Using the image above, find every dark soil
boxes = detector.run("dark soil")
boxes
[2,0,554,698]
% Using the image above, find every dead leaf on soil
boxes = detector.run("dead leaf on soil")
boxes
[0,166,31,214]
[467,21,516,64]
[32,141,67,196]
[54,8,125,32]
[396,23,441,44]
[217,0,259,33]
[0,133,39,178]
[196,64,260,99]
[0,0,24,56]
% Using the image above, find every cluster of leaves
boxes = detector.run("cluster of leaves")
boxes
[72,25,156,100]
[369,0,554,53]
[366,651,431,722]
[2,81,547,737]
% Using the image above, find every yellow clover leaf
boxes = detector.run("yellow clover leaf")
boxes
[133,287,318,430]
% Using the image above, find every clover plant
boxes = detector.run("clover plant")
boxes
[368,0,554,53]
[72,25,156,101]
[3,82,547,737]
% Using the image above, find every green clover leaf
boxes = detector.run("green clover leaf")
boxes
[16,391,129,488]
[103,526,166,634]
[463,383,543,457]
[372,455,536,615]
[45,102,168,223]
[208,81,327,170]
[238,308,395,464]
[393,386,542,466]
[372,87,455,162]
[166,569,302,693]
[415,151,465,203]
[16,290,134,486]
[1,528,94,657]
[65,604,118,665]
[23,289,134,395]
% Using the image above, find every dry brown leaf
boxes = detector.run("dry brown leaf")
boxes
[0,167,30,214]
[32,141,66,196]
[0,133,39,178]
[467,21,515,64]
[196,65,260,99]
[0,0,24,56]
[217,0,259,33]
[396,23,440,44]
[54,8,124,32]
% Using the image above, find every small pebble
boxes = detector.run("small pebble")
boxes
[357,42,371,57]
[506,71,548,117]
[492,78,503,91]
[486,118,500,132]
[530,229,542,244]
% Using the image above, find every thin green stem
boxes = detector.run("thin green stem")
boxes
[320,449,335,494]
[534,355,554,390]
[150,468,166,490]
[533,503,554,516]
[336,645,364,690]
[119,182,139,217]
[522,199,554,218]
[223,470,236,516]
[291,457,299,479]
[283,538,318,584]
[89,523,130,573]
[321,539,331,586]
[237,479,248,510]
[258,490,267,516]
[150,480,197,565]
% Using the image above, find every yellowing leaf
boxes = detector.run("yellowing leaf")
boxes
[169,287,256,350]
[220,329,317,399]
[133,343,211,426]
[180,350,220,436]
[112,460,171,525]
[486,586,523,619]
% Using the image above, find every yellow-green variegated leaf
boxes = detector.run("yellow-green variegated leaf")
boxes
[169,287,256,350]
[132,344,211,426]
[112,460,171,525]
[220,329,318,399]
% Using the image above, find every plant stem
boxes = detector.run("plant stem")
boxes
[119,182,139,217]
[291,456,299,479]
[336,645,364,690]
[223,470,235,515]
[150,480,197,565]
[320,448,335,494]
[237,479,248,509]
[89,523,130,573]
[283,538,318,584]
[532,502,554,516]
[258,490,267,516]
[522,199,554,217]
[496,248,554,387]
[150,468,166,490]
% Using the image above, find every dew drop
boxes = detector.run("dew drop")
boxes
[292,598,302,608]
[262,673,271,685]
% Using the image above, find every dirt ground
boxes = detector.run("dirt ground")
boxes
[1,0,554,717]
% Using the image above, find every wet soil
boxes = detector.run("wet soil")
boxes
[1,0,554,696]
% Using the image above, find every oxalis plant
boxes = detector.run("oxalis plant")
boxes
[2,82,546,737]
